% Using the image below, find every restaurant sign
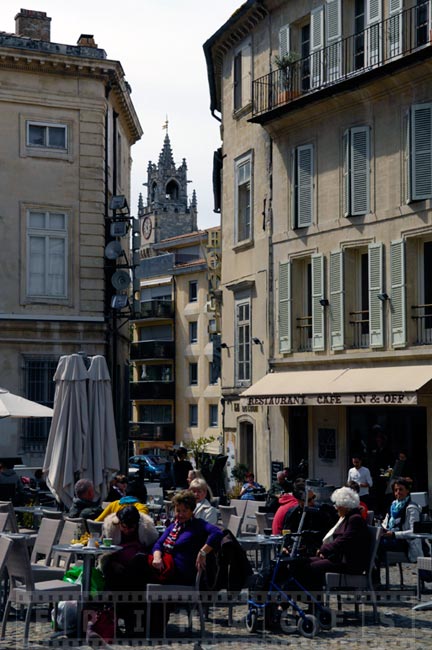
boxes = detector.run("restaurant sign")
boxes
[243,392,418,406]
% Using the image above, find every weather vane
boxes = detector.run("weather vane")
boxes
[162,115,169,131]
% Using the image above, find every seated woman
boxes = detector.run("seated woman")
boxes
[149,489,223,586]
[189,478,219,524]
[101,505,158,590]
[95,480,149,521]
[378,478,422,564]
[284,486,370,589]
[240,472,265,501]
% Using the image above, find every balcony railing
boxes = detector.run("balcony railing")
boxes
[296,315,312,352]
[349,310,369,349]
[253,2,431,118]
[412,304,432,345]
[134,299,174,320]
[129,422,175,442]
[130,340,175,361]
[130,380,175,400]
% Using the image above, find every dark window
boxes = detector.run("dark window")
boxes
[27,123,67,149]
[189,362,198,385]
[301,24,310,91]
[138,404,172,423]
[209,404,218,427]
[416,0,429,47]
[209,361,219,385]
[22,357,57,452]
[234,51,242,111]
[189,281,198,303]
[189,321,198,344]
[189,404,198,427]
[354,0,365,70]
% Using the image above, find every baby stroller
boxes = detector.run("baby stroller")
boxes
[245,481,333,638]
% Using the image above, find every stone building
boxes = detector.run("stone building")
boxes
[130,134,222,456]
[0,9,142,465]
[205,0,432,499]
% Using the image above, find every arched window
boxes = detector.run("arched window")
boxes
[238,418,254,472]
[166,179,179,200]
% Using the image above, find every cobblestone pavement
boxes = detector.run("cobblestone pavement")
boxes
[1,566,432,650]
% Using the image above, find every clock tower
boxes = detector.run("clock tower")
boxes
[138,128,198,258]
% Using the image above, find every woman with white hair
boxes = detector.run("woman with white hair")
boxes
[287,486,370,589]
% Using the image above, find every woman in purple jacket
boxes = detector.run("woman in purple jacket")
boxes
[151,490,223,585]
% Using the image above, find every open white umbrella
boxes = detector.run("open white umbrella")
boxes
[83,355,120,501]
[0,388,54,419]
[43,354,89,508]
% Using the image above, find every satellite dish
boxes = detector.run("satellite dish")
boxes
[111,270,131,290]
[105,241,123,260]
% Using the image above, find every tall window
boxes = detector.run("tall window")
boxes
[293,145,314,228]
[22,357,57,452]
[189,321,198,343]
[26,122,67,149]
[138,404,172,423]
[209,404,218,428]
[343,126,370,216]
[235,153,252,243]
[27,210,67,298]
[209,360,219,385]
[189,281,198,303]
[409,104,432,201]
[233,40,251,111]
[236,299,251,385]
[189,404,198,427]
[189,362,198,385]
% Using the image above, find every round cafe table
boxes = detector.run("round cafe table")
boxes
[52,543,121,594]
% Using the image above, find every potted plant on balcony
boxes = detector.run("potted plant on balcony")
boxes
[274,51,301,103]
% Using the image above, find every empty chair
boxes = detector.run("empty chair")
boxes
[241,501,259,534]
[40,509,63,520]
[51,519,83,571]
[255,511,271,534]
[86,520,103,536]
[226,514,242,537]
[229,499,247,520]
[30,517,65,581]
[1,536,79,645]
[0,513,9,533]
[0,501,35,535]
[219,505,237,529]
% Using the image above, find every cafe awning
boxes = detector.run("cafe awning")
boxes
[241,365,432,407]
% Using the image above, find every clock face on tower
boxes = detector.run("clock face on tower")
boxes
[142,216,152,240]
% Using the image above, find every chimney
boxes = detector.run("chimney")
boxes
[77,34,98,48]
[15,9,51,42]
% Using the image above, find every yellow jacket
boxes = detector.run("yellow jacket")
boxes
[95,497,149,522]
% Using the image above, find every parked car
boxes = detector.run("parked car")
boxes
[128,455,164,480]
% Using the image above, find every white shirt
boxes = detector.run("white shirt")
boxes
[194,498,219,525]
[347,465,373,497]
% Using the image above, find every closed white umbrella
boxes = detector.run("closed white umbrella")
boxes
[0,388,54,418]
[83,355,119,501]
[43,354,89,508]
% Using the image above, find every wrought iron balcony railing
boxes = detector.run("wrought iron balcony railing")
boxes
[130,340,175,361]
[412,304,432,345]
[349,310,370,349]
[296,315,312,352]
[128,422,175,441]
[130,380,175,400]
[133,299,174,320]
[253,2,431,119]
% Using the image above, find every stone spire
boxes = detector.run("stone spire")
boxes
[158,132,175,170]
[137,192,144,217]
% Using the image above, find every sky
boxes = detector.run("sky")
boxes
[1,0,242,229]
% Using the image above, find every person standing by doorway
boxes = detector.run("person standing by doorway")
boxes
[347,456,373,508]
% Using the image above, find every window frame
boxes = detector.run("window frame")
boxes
[234,151,253,245]
[292,144,314,228]
[21,116,73,162]
[235,297,251,386]
[26,209,68,301]
[209,404,218,428]
[189,321,198,344]
[189,280,198,303]
[26,121,67,150]
[189,362,198,385]
[189,403,198,427]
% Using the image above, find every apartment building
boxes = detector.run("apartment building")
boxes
[0,10,142,465]
[130,135,222,455]
[205,0,432,495]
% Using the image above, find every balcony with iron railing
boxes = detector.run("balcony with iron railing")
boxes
[130,340,175,361]
[132,299,174,321]
[349,310,370,349]
[252,3,431,122]
[412,304,432,345]
[296,315,312,352]
[130,380,175,400]
[128,422,175,442]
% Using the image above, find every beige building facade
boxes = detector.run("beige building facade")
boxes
[205,0,432,500]
[0,10,141,465]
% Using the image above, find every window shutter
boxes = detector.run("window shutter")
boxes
[279,261,292,353]
[390,239,407,348]
[368,242,384,348]
[242,42,252,106]
[330,249,344,350]
[343,129,350,216]
[326,0,342,82]
[388,0,403,58]
[351,126,370,215]
[411,104,432,200]
[279,24,290,58]
[297,144,314,227]
[233,52,242,111]
[311,5,324,88]
[366,0,382,66]
[312,254,325,351]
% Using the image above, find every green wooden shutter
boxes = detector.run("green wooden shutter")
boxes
[351,126,370,215]
[411,104,432,200]
[279,261,292,353]
[343,129,350,216]
[368,242,384,348]
[297,144,314,227]
[389,0,403,58]
[330,249,344,350]
[312,253,325,351]
[390,239,407,348]
[311,5,324,88]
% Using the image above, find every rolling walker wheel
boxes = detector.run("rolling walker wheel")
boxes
[297,613,319,638]
[316,606,333,630]
[245,607,258,633]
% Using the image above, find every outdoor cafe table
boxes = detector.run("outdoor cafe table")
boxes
[237,534,283,572]
[14,505,58,528]
[52,543,121,594]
